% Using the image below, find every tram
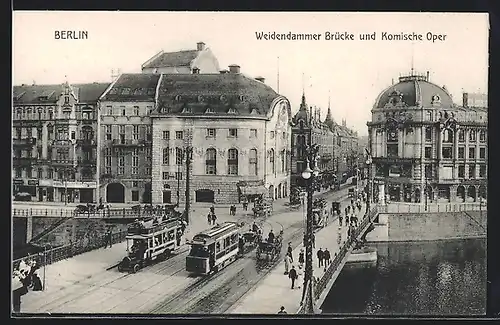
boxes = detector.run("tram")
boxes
[186,222,241,275]
[118,217,184,273]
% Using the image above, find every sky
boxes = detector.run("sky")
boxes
[13,12,489,136]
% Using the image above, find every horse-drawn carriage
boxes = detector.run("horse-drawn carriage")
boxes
[239,231,260,254]
[256,230,283,262]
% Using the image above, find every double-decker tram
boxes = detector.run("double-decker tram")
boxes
[186,222,241,275]
[118,217,184,273]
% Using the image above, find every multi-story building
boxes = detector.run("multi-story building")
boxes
[98,74,160,203]
[13,82,109,203]
[367,71,487,204]
[290,94,335,189]
[151,65,292,205]
[141,41,220,74]
[333,119,360,180]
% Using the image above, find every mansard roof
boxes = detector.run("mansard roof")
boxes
[101,74,161,102]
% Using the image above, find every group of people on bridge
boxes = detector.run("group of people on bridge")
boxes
[12,256,43,313]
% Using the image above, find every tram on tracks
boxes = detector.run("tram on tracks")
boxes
[118,217,184,273]
[186,222,241,275]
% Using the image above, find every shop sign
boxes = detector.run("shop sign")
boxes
[52,181,97,188]
[27,179,39,186]
[39,179,53,186]
[13,179,24,185]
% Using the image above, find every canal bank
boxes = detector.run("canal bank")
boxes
[321,237,487,315]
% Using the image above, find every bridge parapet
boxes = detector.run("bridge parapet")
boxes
[13,208,76,218]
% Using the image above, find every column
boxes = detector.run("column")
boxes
[438,128,443,160]
[378,183,385,205]
[398,128,404,157]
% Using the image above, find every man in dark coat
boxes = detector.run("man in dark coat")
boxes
[317,248,324,267]
[268,230,275,243]
[287,242,293,262]
[324,248,331,265]
[288,265,298,289]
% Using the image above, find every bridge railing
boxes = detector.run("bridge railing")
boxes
[12,230,128,272]
[297,205,378,314]
[74,207,171,219]
[12,209,76,218]
[379,202,486,214]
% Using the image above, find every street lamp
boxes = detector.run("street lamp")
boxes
[365,156,372,215]
[301,144,320,314]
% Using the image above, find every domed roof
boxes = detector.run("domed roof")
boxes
[374,74,454,109]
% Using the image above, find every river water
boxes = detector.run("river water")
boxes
[321,238,486,316]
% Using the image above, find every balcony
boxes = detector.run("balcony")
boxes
[76,139,97,147]
[50,159,76,167]
[111,139,146,147]
[13,138,36,147]
[77,158,97,166]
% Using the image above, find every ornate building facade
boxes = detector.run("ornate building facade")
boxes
[151,66,292,205]
[367,72,488,204]
[13,82,109,203]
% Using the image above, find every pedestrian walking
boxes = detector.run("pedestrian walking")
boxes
[105,228,113,248]
[289,265,298,289]
[324,248,331,265]
[211,213,218,225]
[317,248,324,267]
[339,215,343,227]
[210,205,215,215]
[345,214,350,226]
[207,213,212,225]
[311,232,316,248]
[284,254,291,275]
[298,249,305,269]
[287,242,293,262]
[278,306,287,314]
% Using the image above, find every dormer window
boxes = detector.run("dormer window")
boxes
[192,67,200,74]
[64,96,69,104]
[250,108,259,115]
[182,106,192,114]
[39,96,48,101]
[205,107,215,114]
[227,108,237,114]
[121,88,131,95]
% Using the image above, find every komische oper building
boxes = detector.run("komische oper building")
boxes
[367,71,487,204]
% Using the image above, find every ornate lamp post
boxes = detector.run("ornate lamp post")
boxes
[365,155,372,215]
[301,144,320,314]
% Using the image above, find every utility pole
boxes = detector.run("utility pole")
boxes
[184,146,193,225]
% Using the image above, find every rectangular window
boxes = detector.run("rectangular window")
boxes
[468,147,475,159]
[163,147,170,165]
[479,165,486,178]
[469,130,476,142]
[118,167,124,175]
[228,149,238,175]
[442,147,453,159]
[468,165,475,178]
[387,144,398,158]
[425,165,432,179]
[282,132,286,139]
[458,147,465,159]
[147,106,153,114]
[425,127,432,142]
[175,172,183,180]
[458,130,465,142]
[121,106,126,116]
[105,125,112,140]
[133,125,139,140]
[38,168,43,179]
[132,167,138,175]
[426,111,432,121]
[270,131,275,139]
[229,128,238,137]
[207,128,216,137]
[458,165,465,178]
[480,147,486,159]
[162,172,169,180]
[132,149,139,167]
[425,147,432,159]
[176,148,184,165]
[105,167,111,175]
[250,129,257,138]
[205,149,217,175]
[163,131,170,140]
[146,167,151,175]
[133,106,139,116]
[176,131,183,140]
[132,190,139,201]
[15,168,22,178]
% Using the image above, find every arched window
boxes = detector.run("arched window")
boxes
[249,149,258,176]
[280,150,285,173]
[228,148,238,175]
[479,130,486,143]
[206,148,217,175]
[458,129,465,142]
[269,149,275,174]
[443,129,453,143]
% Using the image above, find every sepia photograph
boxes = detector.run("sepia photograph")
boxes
[12,11,488,316]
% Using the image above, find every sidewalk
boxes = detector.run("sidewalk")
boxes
[227,199,366,314]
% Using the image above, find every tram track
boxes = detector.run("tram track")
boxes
[28,185,353,313]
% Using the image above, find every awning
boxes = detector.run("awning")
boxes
[239,185,267,196]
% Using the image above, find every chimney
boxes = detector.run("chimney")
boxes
[463,93,469,108]
[197,42,206,51]
[426,71,430,81]
[228,64,241,74]
[255,76,265,83]
[192,67,200,74]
